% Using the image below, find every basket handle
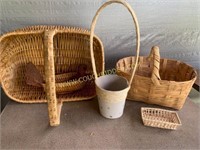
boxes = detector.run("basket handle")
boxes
[90,0,140,85]
[44,30,62,126]
[148,46,161,85]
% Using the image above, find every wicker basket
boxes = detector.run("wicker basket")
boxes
[116,46,197,110]
[0,25,104,126]
[141,107,182,130]
[89,0,140,119]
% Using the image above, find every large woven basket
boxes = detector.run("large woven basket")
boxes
[116,46,197,110]
[0,26,104,126]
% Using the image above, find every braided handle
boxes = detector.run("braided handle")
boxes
[90,0,140,85]
[44,30,62,126]
[148,46,161,85]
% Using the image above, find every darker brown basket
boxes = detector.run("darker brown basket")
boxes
[116,46,197,110]
[0,25,104,126]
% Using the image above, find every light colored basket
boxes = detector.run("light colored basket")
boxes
[141,107,182,130]
[25,62,86,94]
[0,25,104,126]
[43,72,86,94]
[116,46,197,110]
[89,0,140,119]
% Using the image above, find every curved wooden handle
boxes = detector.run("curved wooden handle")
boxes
[90,0,140,85]
[148,46,161,85]
[44,30,62,126]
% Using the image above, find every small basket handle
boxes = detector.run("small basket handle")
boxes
[44,30,62,126]
[90,0,140,85]
[148,46,161,85]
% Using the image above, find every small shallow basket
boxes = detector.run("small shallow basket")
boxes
[90,0,140,119]
[42,72,86,94]
[141,107,182,130]
[116,46,197,110]
[0,26,104,126]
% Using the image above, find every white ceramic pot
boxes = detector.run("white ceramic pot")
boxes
[95,74,130,119]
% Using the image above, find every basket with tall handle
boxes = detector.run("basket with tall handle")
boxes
[0,26,104,126]
[90,0,140,118]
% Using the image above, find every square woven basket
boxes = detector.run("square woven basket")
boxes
[141,107,182,130]
[0,25,104,126]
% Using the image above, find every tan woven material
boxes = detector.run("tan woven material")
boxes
[90,0,140,84]
[116,46,197,110]
[42,78,86,94]
[141,107,182,130]
[0,25,104,126]
[25,62,86,94]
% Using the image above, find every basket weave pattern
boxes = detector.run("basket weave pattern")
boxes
[0,26,104,103]
[0,25,104,126]
[141,107,182,130]
[116,46,197,110]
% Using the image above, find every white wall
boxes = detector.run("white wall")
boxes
[1,0,199,69]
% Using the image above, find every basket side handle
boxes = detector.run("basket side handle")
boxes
[148,46,161,85]
[44,30,62,126]
[90,0,140,85]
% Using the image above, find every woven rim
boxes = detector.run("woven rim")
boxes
[0,25,103,47]
[141,107,182,130]
[0,25,104,84]
[116,56,197,83]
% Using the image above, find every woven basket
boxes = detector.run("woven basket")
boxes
[89,0,140,119]
[116,46,197,110]
[0,25,104,126]
[42,71,87,94]
[141,107,182,130]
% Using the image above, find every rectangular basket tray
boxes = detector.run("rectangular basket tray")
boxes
[141,107,182,130]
